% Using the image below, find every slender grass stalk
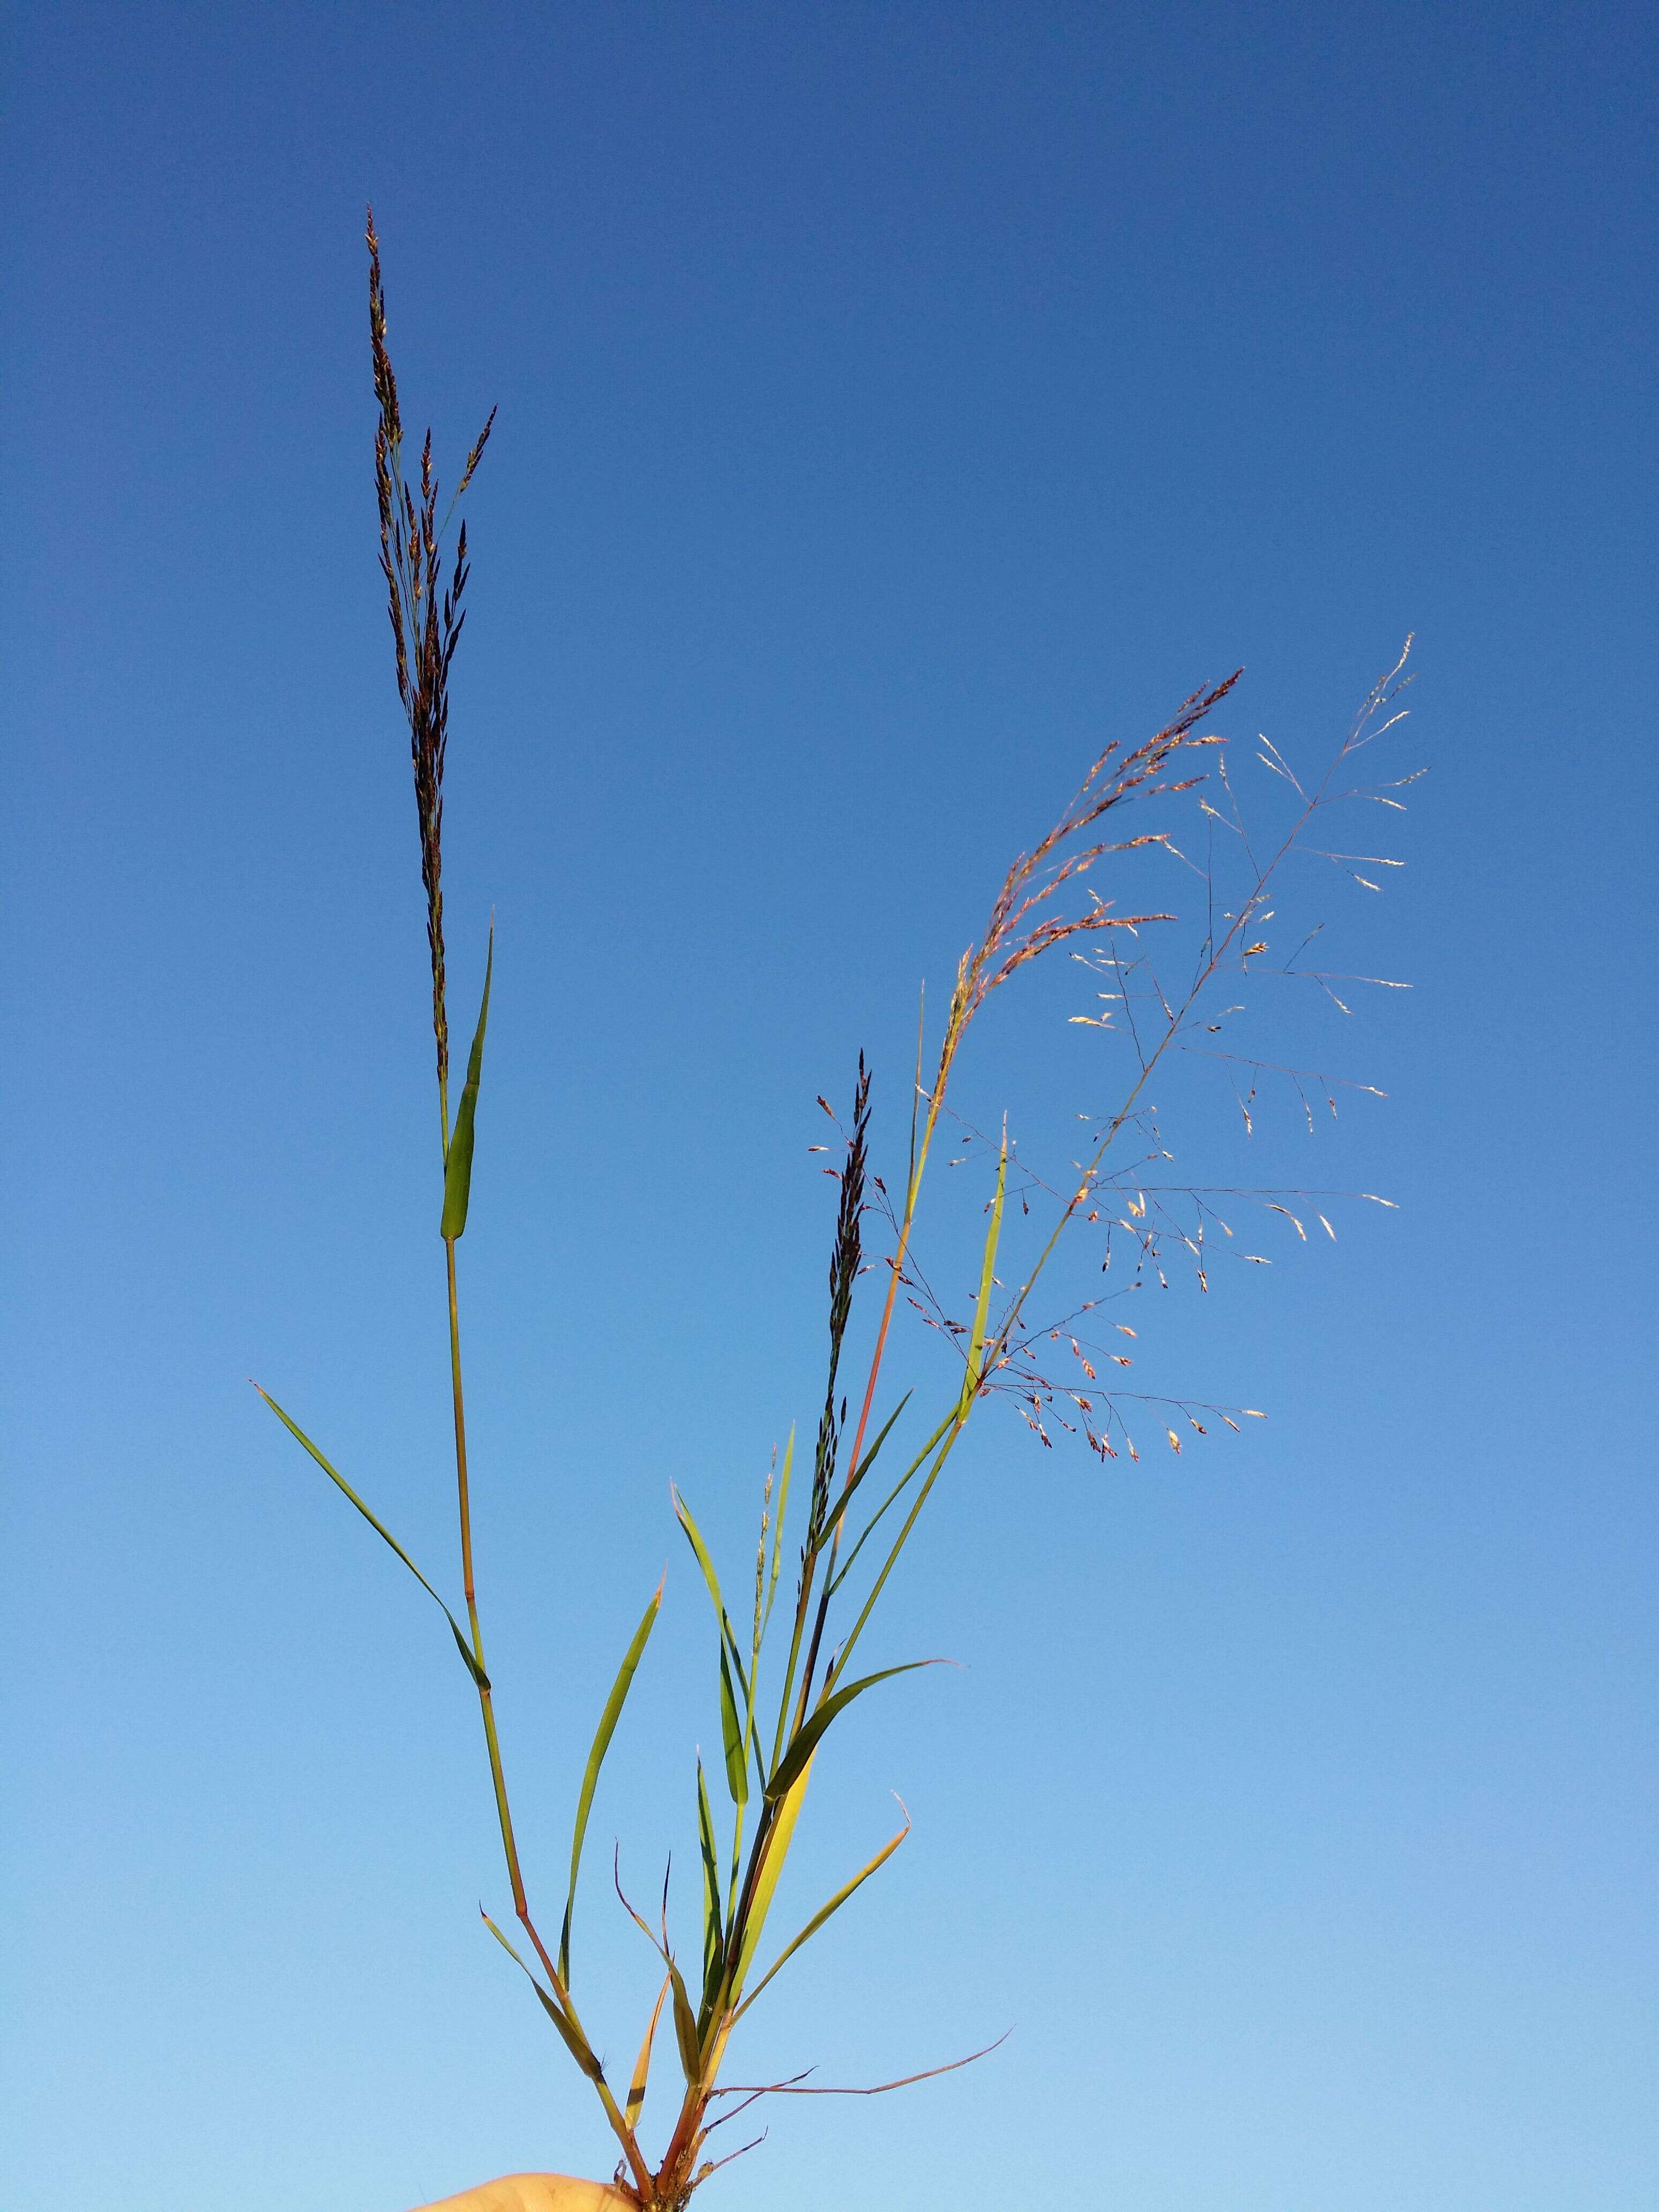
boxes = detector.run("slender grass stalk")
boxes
[256,222,1416,2210]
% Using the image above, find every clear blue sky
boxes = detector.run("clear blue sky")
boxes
[3,6,1653,2210]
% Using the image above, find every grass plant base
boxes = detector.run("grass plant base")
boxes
[413,2176,634,2211]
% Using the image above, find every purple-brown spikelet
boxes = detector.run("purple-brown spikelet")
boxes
[366,207,494,1114]
[806,1056,872,1559]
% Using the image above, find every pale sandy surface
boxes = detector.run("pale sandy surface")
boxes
[412,2176,634,2212]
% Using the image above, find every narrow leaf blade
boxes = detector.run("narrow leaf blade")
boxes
[731,1754,812,1996]
[734,1802,911,2022]
[695,1759,725,2007]
[625,1975,670,2129]
[253,1384,487,1689]
[672,1485,749,1697]
[848,1392,913,1491]
[440,924,494,1239]
[764,1426,794,1632]
[766,1660,939,1804]
[960,1130,1007,1409]
[672,1487,728,1631]
[480,1911,603,2082]
[560,1578,663,1982]
[718,1640,749,1808]
[669,1959,701,2086]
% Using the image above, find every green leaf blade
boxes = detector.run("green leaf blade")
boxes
[480,1910,604,2083]
[695,1758,725,2010]
[668,1960,701,2087]
[960,1129,1007,1410]
[763,1426,794,1634]
[440,924,494,1239]
[718,1641,750,1808]
[673,1484,751,1690]
[625,1976,669,2129]
[253,1383,488,1690]
[767,1659,941,1804]
[559,1578,663,1983]
[733,1802,911,2024]
[730,1753,813,1997]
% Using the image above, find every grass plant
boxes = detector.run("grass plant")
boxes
[255,218,1417,2210]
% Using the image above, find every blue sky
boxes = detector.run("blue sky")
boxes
[3,6,1654,2209]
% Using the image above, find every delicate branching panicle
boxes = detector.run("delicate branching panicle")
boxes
[942,672,1238,1063]
[820,671,1243,1549]
[367,206,495,1123]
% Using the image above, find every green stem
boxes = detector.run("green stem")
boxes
[444,1234,653,2202]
